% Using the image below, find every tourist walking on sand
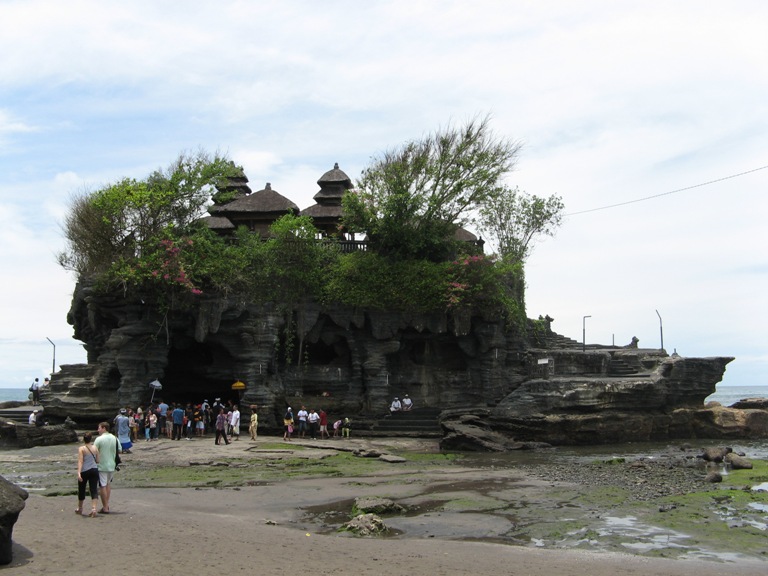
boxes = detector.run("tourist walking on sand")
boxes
[230,405,241,441]
[296,405,308,438]
[308,408,320,439]
[94,422,121,514]
[249,405,258,440]
[318,409,329,439]
[194,404,205,437]
[135,405,144,438]
[215,407,230,445]
[114,408,133,453]
[128,408,137,442]
[157,399,169,438]
[145,411,157,441]
[283,407,294,441]
[171,403,185,440]
[75,431,100,517]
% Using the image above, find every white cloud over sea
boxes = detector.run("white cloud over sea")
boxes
[0,0,766,388]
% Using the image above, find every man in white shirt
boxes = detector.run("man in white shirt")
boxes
[307,408,320,439]
[390,397,402,414]
[296,406,309,438]
[402,395,413,411]
[230,405,241,440]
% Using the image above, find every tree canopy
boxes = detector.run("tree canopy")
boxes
[56,132,540,330]
[342,115,522,261]
[58,150,238,277]
[477,185,564,263]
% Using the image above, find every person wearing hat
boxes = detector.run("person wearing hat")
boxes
[114,408,133,453]
[402,394,413,411]
[28,409,38,425]
[283,407,294,441]
[389,397,402,414]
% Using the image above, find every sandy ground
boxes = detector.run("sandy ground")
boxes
[3,435,767,575]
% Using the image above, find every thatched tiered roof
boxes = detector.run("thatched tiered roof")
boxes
[300,163,353,236]
[208,183,298,237]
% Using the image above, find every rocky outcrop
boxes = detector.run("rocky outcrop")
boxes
[14,422,79,449]
[0,476,27,565]
[439,413,552,451]
[342,513,388,536]
[725,452,753,470]
[730,398,768,410]
[43,281,757,446]
[48,282,525,428]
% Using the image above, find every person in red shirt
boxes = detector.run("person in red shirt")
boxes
[318,409,329,439]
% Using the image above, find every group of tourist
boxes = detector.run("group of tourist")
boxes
[75,398,262,517]
[76,399,356,518]
[29,376,49,406]
[281,405,350,441]
[389,394,413,414]
[107,398,260,445]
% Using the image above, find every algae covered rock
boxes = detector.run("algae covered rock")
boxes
[341,513,389,536]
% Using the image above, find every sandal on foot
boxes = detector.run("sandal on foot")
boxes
[88,510,98,517]
[98,508,109,514]
[75,509,83,515]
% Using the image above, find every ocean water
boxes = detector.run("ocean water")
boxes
[0,388,33,403]
[706,385,768,406]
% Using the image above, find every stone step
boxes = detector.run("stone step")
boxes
[359,429,442,438]
[370,408,441,435]
[0,407,39,425]
[608,358,639,376]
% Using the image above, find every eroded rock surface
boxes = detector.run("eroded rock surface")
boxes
[42,282,763,446]
[0,476,27,565]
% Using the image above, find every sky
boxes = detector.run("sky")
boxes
[1,0,766,389]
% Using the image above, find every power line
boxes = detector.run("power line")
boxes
[566,164,768,216]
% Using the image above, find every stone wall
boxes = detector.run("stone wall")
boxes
[47,283,528,428]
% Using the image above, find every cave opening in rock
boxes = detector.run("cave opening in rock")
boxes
[403,336,468,370]
[160,340,240,405]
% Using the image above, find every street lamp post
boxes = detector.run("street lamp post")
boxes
[45,337,56,375]
[655,309,664,351]
[582,316,591,352]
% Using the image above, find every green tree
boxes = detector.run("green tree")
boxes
[477,185,564,263]
[58,150,238,276]
[342,115,522,261]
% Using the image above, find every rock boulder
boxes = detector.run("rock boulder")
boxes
[0,476,27,565]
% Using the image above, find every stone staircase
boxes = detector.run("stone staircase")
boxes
[546,333,582,349]
[607,357,638,376]
[367,407,442,437]
[528,328,581,350]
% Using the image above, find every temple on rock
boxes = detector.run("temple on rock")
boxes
[39,163,750,446]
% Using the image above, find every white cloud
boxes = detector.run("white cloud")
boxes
[0,0,767,387]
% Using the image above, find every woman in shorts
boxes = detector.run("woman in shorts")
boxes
[75,431,100,517]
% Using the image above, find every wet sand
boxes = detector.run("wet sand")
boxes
[3,435,767,575]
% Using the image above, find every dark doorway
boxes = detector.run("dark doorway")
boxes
[161,339,238,405]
